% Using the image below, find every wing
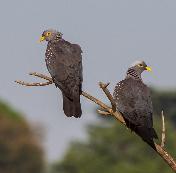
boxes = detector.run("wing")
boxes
[113,78,153,127]
[46,40,83,99]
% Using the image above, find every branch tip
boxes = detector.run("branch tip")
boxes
[97,109,111,116]
[161,110,166,148]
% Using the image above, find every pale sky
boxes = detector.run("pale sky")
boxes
[0,0,176,161]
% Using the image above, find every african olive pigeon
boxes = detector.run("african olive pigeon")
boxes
[39,29,83,118]
[113,60,158,150]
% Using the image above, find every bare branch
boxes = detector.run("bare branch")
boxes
[14,72,53,86]
[97,109,111,116]
[156,145,176,171]
[99,82,116,112]
[15,80,52,86]
[82,90,125,125]
[29,72,53,82]
[161,110,166,148]
[15,72,176,172]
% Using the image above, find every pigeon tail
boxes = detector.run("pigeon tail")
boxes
[124,117,158,151]
[135,126,158,151]
[62,94,82,118]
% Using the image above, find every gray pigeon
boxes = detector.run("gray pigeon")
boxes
[113,60,158,150]
[39,29,83,118]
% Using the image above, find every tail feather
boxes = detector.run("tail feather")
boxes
[63,94,82,118]
[135,126,157,150]
[150,128,158,139]
[124,118,158,150]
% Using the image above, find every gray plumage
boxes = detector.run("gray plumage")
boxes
[41,29,83,118]
[113,61,158,150]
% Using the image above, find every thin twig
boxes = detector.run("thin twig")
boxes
[82,90,125,124]
[15,80,52,86]
[161,110,166,148]
[15,72,176,172]
[99,82,116,112]
[14,72,53,87]
[81,91,112,112]
[97,109,111,116]
[29,72,53,82]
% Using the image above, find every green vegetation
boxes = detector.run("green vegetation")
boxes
[152,89,176,124]
[0,101,22,121]
[50,89,176,173]
[0,101,44,173]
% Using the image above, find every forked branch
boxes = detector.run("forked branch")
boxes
[15,72,53,86]
[15,72,176,172]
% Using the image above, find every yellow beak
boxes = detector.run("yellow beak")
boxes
[39,36,45,42]
[145,66,152,72]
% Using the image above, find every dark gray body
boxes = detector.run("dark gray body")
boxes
[113,77,158,149]
[45,39,83,117]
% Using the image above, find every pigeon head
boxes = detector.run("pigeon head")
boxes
[39,29,63,42]
[130,60,152,72]
[126,60,152,80]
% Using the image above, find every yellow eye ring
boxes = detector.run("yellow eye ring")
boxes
[46,32,51,36]
[138,64,143,67]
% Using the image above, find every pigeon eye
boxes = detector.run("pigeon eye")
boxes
[138,64,143,67]
[46,32,51,36]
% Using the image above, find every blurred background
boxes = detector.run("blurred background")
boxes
[0,0,176,172]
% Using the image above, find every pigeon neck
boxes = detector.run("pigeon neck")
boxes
[50,36,63,44]
[126,68,142,81]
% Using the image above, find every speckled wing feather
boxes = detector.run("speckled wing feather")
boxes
[46,40,82,97]
[113,78,153,127]
[113,78,158,149]
[45,39,83,117]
